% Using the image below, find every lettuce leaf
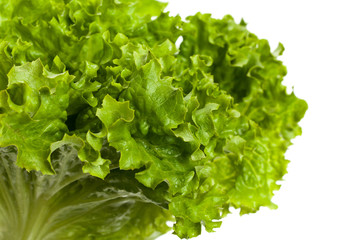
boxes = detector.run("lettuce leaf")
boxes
[0,0,307,239]
[0,143,171,240]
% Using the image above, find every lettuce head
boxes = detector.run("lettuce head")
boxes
[0,0,307,239]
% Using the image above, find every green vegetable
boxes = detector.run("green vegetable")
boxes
[0,0,307,239]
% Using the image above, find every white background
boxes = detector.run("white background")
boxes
[158,0,360,239]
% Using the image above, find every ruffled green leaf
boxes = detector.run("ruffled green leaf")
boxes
[0,59,73,174]
[123,59,186,132]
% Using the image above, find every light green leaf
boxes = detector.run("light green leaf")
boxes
[0,59,73,174]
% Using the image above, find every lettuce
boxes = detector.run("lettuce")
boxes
[0,0,307,239]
